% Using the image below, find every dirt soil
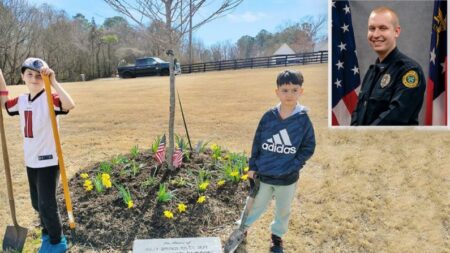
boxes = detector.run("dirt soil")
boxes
[59,149,249,251]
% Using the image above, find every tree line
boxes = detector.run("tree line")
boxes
[0,0,326,84]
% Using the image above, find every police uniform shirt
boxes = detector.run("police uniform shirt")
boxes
[351,47,426,125]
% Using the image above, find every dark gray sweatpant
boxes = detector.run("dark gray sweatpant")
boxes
[26,165,63,244]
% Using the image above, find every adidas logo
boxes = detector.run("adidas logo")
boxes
[262,129,296,154]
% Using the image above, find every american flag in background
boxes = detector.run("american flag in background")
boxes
[172,147,183,168]
[331,0,361,126]
[154,134,166,164]
[425,0,447,126]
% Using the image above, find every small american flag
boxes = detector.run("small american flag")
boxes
[154,134,166,164]
[172,147,183,168]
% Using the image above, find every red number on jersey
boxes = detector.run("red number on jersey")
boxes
[24,110,33,138]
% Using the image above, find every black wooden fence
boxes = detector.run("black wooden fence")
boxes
[181,50,328,74]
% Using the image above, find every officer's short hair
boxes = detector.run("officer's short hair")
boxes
[276,70,304,87]
[370,6,400,28]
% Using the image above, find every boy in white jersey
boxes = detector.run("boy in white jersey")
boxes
[0,58,75,253]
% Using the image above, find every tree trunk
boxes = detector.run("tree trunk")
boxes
[107,44,111,76]
[167,50,175,171]
[188,0,193,65]
[96,46,101,78]
[164,0,175,171]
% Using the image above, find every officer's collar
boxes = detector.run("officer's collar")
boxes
[375,47,399,65]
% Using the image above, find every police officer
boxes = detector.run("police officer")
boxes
[351,7,426,125]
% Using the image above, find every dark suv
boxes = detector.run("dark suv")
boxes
[117,57,181,78]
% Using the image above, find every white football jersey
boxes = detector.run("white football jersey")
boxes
[6,89,67,168]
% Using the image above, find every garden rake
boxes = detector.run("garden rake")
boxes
[42,75,76,232]
[1,96,28,252]
[224,176,260,253]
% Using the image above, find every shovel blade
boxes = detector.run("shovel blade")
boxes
[224,229,245,253]
[2,225,28,252]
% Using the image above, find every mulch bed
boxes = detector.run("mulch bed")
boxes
[56,149,249,251]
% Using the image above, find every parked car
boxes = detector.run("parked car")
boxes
[117,57,181,78]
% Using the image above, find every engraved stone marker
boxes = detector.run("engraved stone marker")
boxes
[133,237,222,253]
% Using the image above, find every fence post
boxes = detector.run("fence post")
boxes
[285,55,288,66]
[250,58,254,69]
[219,61,222,71]
[320,51,324,63]
[203,63,206,72]
[267,57,270,67]
[234,60,237,70]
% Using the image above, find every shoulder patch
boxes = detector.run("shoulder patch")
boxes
[402,70,419,88]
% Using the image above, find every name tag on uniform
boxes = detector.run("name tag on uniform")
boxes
[38,155,53,160]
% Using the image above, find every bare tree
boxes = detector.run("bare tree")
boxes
[300,15,327,51]
[102,34,119,75]
[0,0,40,84]
[104,0,243,45]
[104,0,243,170]
[1,1,326,85]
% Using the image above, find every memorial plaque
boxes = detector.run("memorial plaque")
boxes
[133,237,222,253]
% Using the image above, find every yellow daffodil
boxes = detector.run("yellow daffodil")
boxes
[80,173,89,179]
[217,180,226,187]
[197,195,206,204]
[199,182,209,191]
[210,143,218,151]
[243,167,249,172]
[127,200,134,209]
[241,174,248,181]
[102,173,110,180]
[83,179,93,191]
[103,180,112,188]
[177,203,187,213]
[164,210,174,219]
[101,173,112,188]
[230,171,239,177]
[224,154,230,160]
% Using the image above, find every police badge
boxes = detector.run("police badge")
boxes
[380,74,391,88]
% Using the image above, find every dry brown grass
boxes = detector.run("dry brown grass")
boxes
[1,64,449,252]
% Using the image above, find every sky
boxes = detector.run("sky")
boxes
[27,0,327,46]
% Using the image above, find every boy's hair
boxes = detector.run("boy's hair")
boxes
[21,57,48,74]
[276,70,304,87]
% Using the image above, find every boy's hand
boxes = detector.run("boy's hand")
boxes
[247,170,256,179]
[40,67,56,84]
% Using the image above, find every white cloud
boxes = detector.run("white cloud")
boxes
[227,11,268,23]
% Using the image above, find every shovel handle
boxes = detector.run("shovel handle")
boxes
[43,75,75,229]
[0,102,19,227]
[238,176,261,230]
[249,175,260,198]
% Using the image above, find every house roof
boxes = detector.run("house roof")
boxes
[273,43,296,55]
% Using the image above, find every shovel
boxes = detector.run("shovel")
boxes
[42,75,76,231]
[224,176,261,253]
[1,100,28,252]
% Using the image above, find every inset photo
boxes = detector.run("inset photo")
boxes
[331,0,447,127]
